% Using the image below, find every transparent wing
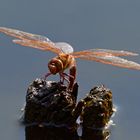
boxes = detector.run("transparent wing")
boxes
[0,27,52,41]
[55,42,74,54]
[0,27,62,54]
[13,39,62,54]
[72,48,138,57]
[72,49,140,70]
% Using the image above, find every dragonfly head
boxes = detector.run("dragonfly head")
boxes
[48,58,64,74]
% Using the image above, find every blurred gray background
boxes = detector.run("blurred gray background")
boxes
[0,0,140,140]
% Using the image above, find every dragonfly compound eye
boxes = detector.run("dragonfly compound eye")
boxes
[48,58,63,74]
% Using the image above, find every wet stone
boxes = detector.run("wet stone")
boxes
[75,85,113,129]
[24,78,78,127]
[23,79,114,139]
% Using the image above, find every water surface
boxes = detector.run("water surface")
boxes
[0,0,140,140]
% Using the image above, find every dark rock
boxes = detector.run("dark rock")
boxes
[24,79,114,140]
[79,85,113,128]
[24,78,78,128]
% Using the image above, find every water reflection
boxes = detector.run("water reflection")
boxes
[25,125,79,140]
[25,125,110,140]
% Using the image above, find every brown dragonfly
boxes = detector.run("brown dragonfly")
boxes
[0,27,140,90]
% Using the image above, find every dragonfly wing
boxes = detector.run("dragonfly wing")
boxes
[13,39,61,54]
[72,48,138,57]
[0,27,62,54]
[90,49,138,56]
[0,27,53,41]
[55,42,74,54]
[76,54,140,70]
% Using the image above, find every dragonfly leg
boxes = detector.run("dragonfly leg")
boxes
[43,72,52,80]
[59,73,70,84]
[62,73,74,80]
[69,65,76,90]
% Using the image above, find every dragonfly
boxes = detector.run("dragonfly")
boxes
[0,27,140,90]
